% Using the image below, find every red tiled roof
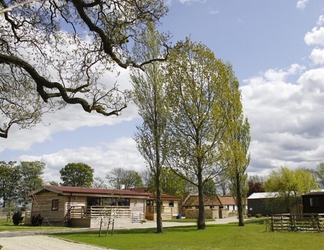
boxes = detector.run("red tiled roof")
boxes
[33,186,150,197]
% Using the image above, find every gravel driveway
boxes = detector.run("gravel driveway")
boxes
[1,235,111,250]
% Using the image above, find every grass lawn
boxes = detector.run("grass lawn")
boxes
[52,220,324,250]
[0,218,66,231]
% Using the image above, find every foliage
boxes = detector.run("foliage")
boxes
[247,175,265,197]
[202,179,217,196]
[106,168,143,189]
[164,38,243,229]
[264,166,318,212]
[31,214,43,226]
[60,162,94,187]
[48,181,59,186]
[92,177,107,189]
[131,22,168,234]
[314,163,324,188]
[12,211,23,225]
[0,161,21,207]
[0,0,168,138]
[225,116,250,226]
[18,161,45,204]
[0,161,44,207]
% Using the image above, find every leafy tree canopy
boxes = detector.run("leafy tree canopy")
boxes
[60,162,94,187]
[0,0,168,138]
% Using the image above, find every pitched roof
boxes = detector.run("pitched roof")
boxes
[247,192,279,199]
[131,187,181,200]
[31,186,150,198]
[302,190,324,196]
[31,186,180,200]
[218,196,236,205]
[183,195,222,207]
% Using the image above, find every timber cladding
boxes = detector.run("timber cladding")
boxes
[31,190,67,225]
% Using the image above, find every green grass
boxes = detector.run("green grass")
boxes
[0,218,67,231]
[52,220,324,250]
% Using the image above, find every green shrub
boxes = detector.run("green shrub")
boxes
[12,211,24,225]
[31,214,44,226]
[255,213,262,218]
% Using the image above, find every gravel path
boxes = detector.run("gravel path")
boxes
[0,235,111,250]
[0,217,240,250]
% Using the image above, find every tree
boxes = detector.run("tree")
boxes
[131,22,168,234]
[203,179,217,196]
[215,175,230,196]
[92,177,107,189]
[60,162,94,187]
[164,39,243,230]
[314,163,324,188]
[225,116,250,226]
[247,175,265,197]
[0,0,168,138]
[264,166,318,212]
[18,161,45,205]
[48,181,59,186]
[106,168,143,189]
[0,161,21,208]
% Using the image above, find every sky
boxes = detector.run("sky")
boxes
[1,0,324,184]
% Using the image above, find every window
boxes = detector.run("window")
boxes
[147,200,154,206]
[118,198,130,206]
[52,199,59,211]
[102,198,116,206]
[310,197,319,207]
[169,200,174,207]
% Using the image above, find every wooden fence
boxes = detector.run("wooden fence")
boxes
[270,213,324,232]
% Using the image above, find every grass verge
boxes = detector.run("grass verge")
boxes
[52,219,324,250]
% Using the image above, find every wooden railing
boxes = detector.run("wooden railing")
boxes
[69,206,131,219]
[270,213,324,232]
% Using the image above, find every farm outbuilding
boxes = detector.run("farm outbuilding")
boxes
[302,191,324,213]
[247,192,289,216]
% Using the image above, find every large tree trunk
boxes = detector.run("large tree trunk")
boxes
[155,159,163,233]
[236,173,244,226]
[197,169,205,230]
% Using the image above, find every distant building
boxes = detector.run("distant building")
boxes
[247,192,288,216]
[302,191,324,213]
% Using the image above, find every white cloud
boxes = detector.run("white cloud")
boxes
[208,8,219,15]
[317,15,324,26]
[179,0,207,4]
[242,62,324,174]
[304,27,324,46]
[296,0,309,9]
[309,47,324,65]
[19,137,145,183]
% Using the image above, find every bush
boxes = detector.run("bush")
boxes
[31,214,44,226]
[12,211,24,225]
[255,213,262,218]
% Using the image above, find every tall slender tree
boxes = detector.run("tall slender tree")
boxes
[164,38,243,230]
[131,23,168,234]
[225,116,250,226]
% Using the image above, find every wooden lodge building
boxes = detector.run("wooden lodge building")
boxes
[27,186,180,228]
